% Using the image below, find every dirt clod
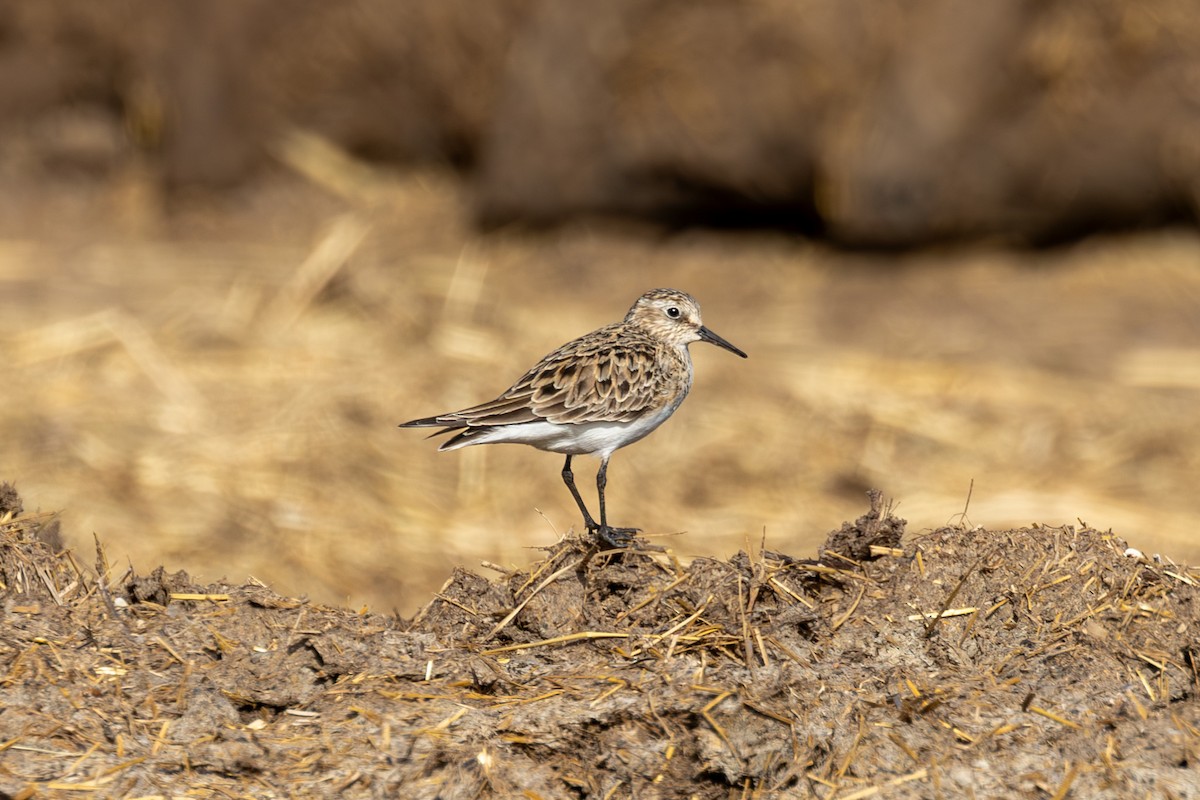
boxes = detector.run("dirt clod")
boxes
[124,565,201,605]
[821,488,907,563]
[0,486,1198,798]
[0,481,23,517]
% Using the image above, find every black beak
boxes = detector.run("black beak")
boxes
[698,326,748,358]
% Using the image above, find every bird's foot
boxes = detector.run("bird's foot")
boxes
[591,525,641,549]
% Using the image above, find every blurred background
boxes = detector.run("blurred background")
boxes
[1,0,1198,614]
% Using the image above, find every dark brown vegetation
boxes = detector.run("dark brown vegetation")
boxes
[3,0,1200,243]
[2,485,1198,798]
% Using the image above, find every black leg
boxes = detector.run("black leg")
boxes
[594,457,639,547]
[561,455,598,531]
[596,457,610,529]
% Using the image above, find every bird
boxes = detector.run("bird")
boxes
[400,288,747,547]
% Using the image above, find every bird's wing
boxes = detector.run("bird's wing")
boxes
[434,327,676,427]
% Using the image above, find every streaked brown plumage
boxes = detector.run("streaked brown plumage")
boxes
[401,288,746,546]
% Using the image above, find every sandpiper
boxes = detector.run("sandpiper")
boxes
[400,288,747,546]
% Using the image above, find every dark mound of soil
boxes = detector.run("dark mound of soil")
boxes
[0,486,1197,798]
[6,2,1200,243]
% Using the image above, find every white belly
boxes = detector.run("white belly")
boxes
[451,394,687,459]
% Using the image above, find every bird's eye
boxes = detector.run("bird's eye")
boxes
[666,306,681,319]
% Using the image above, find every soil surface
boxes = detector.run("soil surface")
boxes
[2,485,1197,798]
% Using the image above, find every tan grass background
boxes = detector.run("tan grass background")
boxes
[3,143,1199,613]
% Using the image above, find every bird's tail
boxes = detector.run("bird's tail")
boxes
[399,415,467,448]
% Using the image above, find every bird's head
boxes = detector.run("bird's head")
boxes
[625,288,747,358]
